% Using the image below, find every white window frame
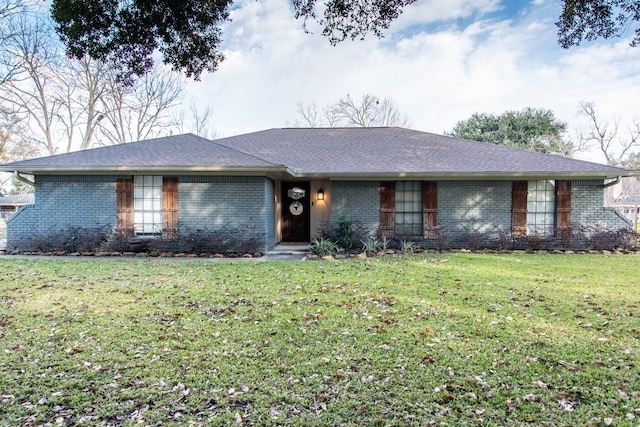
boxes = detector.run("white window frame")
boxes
[527,180,555,235]
[133,176,163,235]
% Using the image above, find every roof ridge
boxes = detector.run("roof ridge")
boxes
[212,131,287,167]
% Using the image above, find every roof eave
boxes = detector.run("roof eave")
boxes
[291,171,639,180]
[0,165,295,177]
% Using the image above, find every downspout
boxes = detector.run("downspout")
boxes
[603,176,621,188]
[13,171,35,187]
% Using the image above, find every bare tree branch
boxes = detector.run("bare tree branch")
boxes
[0,15,60,154]
[294,94,412,128]
[189,101,215,138]
[295,102,321,127]
[97,67,185,144]
[577,101,639,165]
[1,12,184,155]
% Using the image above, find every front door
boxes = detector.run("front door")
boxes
[281,182,310,242]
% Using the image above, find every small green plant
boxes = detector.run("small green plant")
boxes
[309,237,338,256]
[380,235,391,252]
[400,239,416,253]
[361,237,381,253]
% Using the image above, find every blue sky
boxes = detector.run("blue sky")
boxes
[184,0,639,163]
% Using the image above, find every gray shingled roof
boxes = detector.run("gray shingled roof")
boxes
[0,133,285,173]
[0,128,635,179]
[214,128,633,179]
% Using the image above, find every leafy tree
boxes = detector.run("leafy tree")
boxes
[48,1,638,81]
[557,0,640,48]
[50,0,416,81]
[295,93,411,128]
[621,152,640,170]
[292,0,416,44]
[449,108,574,156]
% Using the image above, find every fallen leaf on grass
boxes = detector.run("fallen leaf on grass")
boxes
[421,356,435,365]
[356,407,368,415]
[558,360,581,371]
[439,394,455,404]
[556,393,579,411]
[533,380,548,389]
[234,412,243,424]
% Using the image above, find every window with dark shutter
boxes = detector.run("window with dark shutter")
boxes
[511,181,528,236]
[556,180,572,239]
[380,181,395,239]
[163,177,179,239]
[422,181,437,239]
[116,178,133,237]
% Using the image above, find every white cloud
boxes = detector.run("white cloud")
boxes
[390,0,502,31]
[184,0,640,163]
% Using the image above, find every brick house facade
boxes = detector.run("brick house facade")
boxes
[1,128,636,251]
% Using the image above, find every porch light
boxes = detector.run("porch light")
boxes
[317,188,325,201]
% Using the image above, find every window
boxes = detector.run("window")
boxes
[133,175,163,234]
[395,181,423,237]
[527,180,555,234]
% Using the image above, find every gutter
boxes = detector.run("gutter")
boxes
[13,171,35,186]
[290,171,637,181]
[603,176,622,188]
[0,165,292,176]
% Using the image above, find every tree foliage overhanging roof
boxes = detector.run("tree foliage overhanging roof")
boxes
[49,1,639,81]
[50,0,417,81]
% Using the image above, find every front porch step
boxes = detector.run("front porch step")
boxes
[269,244,309,255]
[263,244,309,260]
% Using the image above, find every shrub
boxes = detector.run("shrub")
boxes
[329,212,366,251]
[433,225,449,251]
[518,231,552,251]
[615,228,639,251]
[461,219,484,250]
[494,227,516,250]
[27,224,113,252]
[149,224,263,254]
[580,222,617,251]
[18,223,264,254]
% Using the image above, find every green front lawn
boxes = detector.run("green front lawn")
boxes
[0,254,638,425]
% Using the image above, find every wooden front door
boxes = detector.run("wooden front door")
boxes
[281,182,311,242]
